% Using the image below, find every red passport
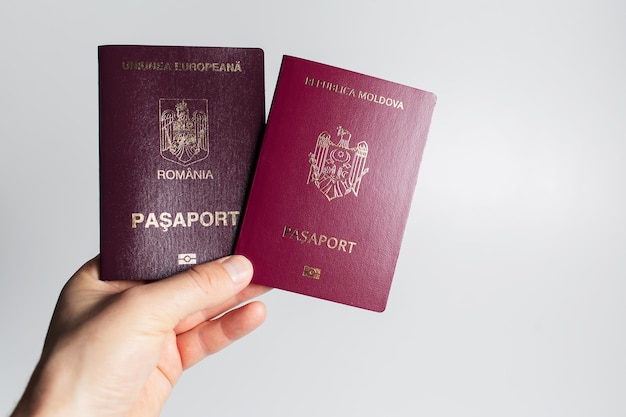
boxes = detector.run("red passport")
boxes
[235,56,436,312]
[99,45,265,281]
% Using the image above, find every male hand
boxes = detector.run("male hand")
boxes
[12,255,268,417]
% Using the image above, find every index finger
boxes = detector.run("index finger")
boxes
[174,282,271,334]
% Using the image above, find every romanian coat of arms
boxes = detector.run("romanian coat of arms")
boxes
[159,99,209,166]
[307,126,369,201]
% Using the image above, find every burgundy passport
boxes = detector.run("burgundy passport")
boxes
[99,45,265,280]
[235,56,436,312]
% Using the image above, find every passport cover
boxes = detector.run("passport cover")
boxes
[235,56,436,312]
[99,45,265,281]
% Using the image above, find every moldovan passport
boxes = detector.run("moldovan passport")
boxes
[99,45,265,281]
[235,56,436,311]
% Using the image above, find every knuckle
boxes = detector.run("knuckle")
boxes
[185,264,223,296]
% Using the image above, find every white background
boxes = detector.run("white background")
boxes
[1,1,625,416]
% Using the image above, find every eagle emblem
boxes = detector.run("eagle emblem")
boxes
[307,126,369,201]
[159,99,209,166]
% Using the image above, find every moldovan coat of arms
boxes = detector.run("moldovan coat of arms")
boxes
[307,126,369,201]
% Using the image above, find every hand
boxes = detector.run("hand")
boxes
[11,255,268,417]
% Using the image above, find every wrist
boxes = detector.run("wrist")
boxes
[11,352,85,417]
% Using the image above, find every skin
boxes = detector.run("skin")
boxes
[11,255,268,417]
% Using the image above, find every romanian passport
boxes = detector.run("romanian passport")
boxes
[235,56,437,312]
[99,45,265,281]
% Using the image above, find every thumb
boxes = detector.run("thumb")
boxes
[134,255,254,329]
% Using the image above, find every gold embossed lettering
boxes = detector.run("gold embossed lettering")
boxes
[131,210,239,231]
[187,212,199,226]
[131,213,144,228]
[200,211,214,226]
[215,211,227,226]
[159,212,172,231]
[228,211,240,226]
[172,213,186,227]
[145,213,159,228]
[281,225,357,254]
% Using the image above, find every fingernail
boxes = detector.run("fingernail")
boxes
[220,255,252,284]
